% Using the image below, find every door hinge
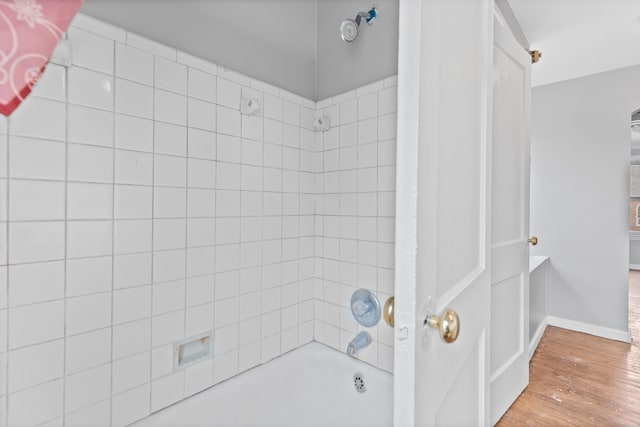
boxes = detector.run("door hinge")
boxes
[528,50,542,64]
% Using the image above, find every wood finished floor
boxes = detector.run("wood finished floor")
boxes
[497,271,640,426]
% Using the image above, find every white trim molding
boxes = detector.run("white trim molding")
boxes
[529,318,547,360]
[630,263,640,271]
[547,315,632,343]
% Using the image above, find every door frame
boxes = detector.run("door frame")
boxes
[393,0,495,424]
[392,0,421,421]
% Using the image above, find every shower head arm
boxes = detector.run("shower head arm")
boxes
[354,8,376,26]
[354,12,368,26]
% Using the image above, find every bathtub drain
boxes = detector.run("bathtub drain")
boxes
[353,373,366,393]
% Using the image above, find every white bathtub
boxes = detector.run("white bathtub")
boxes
[132,342,393,427]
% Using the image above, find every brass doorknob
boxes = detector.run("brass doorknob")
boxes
[528,236,538,246]
[383,297,394,327]
[424,309,460,343]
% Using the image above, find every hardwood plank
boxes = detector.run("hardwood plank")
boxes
[497,271,640,426]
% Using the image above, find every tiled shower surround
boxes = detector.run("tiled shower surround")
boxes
[0,14,397,427]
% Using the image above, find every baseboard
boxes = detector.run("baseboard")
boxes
[630,263,640,271]
[528,318,547,360]
[547,315,631,343]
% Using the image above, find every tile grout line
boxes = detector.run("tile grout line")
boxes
[318,101,325,345]
[355,95,361,352]
[255,89,266,372]
[296,109,302,348]
[211,73,218,387]
[109,37,117,427]
[182,62,189,400]
[147,50,156,418]
[4,104,11,427]
[61,46,70,427]
[373,87,380,365]
[236,85,245,376]
[315,102,323,344]
[278,99,286,360]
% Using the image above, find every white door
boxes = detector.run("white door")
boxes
[394,0,494,425]
[489,18,532,425]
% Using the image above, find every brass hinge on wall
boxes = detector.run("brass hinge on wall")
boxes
[528,50,542,64]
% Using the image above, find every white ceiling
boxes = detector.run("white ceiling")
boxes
[81,0,318,64]
[508,0,640,87]
[82,1,640,92]
[80,0,319,97]
[80,0,400,100]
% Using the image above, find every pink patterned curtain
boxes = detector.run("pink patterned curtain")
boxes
[0,0,83,116]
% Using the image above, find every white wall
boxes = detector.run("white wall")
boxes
[80,0,318,100]
[530,65,640,338]
[81,0,400,101]
[315,0,399,100]
[313,79,398,371]
[0,94,6,427]
[630,239,640,268]
[0,14,318,426]
[0,12,398,427]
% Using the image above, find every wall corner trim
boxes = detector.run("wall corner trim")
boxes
[529,318,547,360]
[547,315,632,343]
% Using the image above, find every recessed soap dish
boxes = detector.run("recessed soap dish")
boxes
[173,332,214,371]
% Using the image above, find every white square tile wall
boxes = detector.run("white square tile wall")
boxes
[0,116,7,427]
[0,13,397,427]
[314,78,397,374]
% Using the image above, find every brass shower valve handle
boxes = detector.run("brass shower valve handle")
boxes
[383,296,394,327]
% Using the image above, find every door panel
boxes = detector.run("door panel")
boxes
[435,335,484,427]
[490,274,524,374]
[492,43,526,244]
[423,280,489,426]
[489,17,532,426]
[394,0,494,425]
[434,4,484,297]
[492,243,527,283]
